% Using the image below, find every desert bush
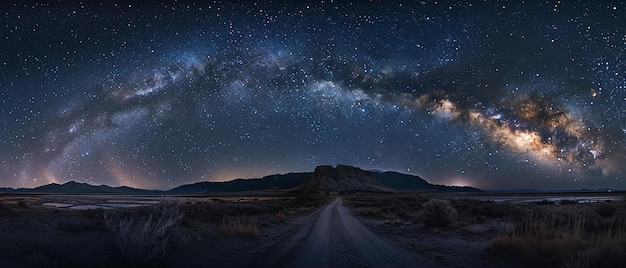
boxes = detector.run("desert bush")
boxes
[420,198,458,228]
[17,200,29,208]
[535,199,556,205]
[218,216,259,238]
[559,199,579,205]
[595,203,616,218]
[105,202,185,267]
[275,210,286,222]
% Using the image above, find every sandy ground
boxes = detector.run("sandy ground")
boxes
[358,216,500,267]
[0,194,505,267]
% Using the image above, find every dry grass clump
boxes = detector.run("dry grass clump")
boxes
[275,210,287,222]
[17,200,29,208]
[595,203,617,218]
[26,253,63,268]
[0,201,17,217]
[218,216,259,238]
[420,198,458,228]
[105,202,186,267]
[182,201,264,238]
[488,205,626,267]
[182,199,275,231]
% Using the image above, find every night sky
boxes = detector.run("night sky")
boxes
[1,1,624,190]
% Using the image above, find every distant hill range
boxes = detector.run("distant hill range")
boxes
[167,172,310,194]
[0,181,161,194]
[0,165,480,194]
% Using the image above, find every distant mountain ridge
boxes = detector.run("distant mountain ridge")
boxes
[371,171,480,193]
[0,165,481,194]
[167,172,310,194]
[0,181,160,194]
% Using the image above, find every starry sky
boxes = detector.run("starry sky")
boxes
[1,1,624,190]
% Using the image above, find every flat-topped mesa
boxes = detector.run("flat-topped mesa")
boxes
[295,165,391,193]
[312,165,336,177]
[334,165,381,185]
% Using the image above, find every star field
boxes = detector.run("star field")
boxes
[1,1,624,190]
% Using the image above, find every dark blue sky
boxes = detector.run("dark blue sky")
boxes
[1,1,624,190]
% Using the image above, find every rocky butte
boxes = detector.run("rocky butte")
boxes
[294,165,391,193]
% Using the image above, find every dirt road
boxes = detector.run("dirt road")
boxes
[260,198,437,268]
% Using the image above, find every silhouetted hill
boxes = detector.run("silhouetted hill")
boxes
[371,171,480,192]
[0,181,160,194]
[294,165,391,192]
[167,172,310,194]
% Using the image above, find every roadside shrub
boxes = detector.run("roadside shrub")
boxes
[420,198,458,228]
[105,202,185,267]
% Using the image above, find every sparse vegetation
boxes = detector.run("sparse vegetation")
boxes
[218,216,259,238]
[344,193,429,223]
[488,203,626,267]
[56,208,108,232]
[3,191,622,267]
[595,203,617,218]
[454,199,523,219]
[0,201,17,217]
[57,219,107,232]
[17,200,29,208]
[559,199,579,205]
[275,210,287,222]
[181,193,331,235]
[82,207,106,220]
[105,202,186,267]
[420,198,458,228]
[26,253,62,268]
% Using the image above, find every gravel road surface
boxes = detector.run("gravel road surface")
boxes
[262,198,437,268]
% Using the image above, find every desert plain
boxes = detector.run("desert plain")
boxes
[1,190,625,268]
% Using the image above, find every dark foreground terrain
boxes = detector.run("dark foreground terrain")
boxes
[259,198,436,267]
[0,192,625,267]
